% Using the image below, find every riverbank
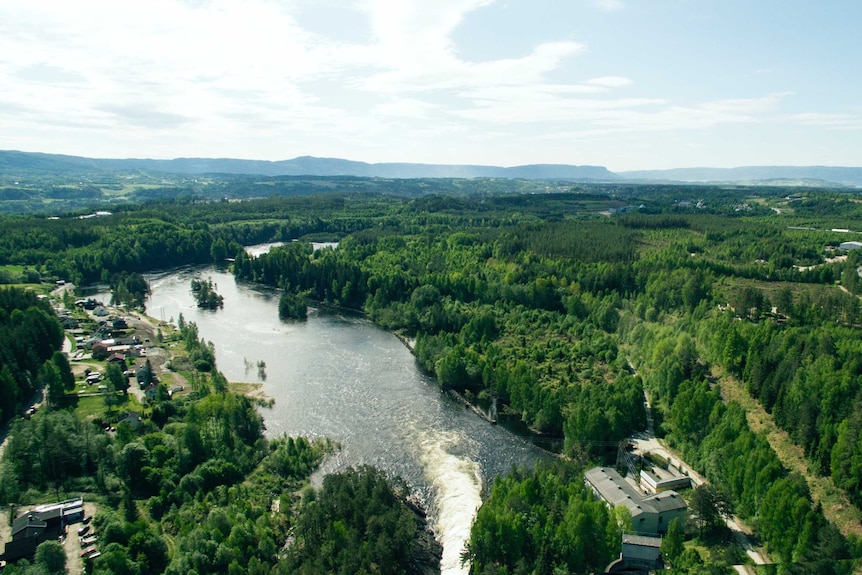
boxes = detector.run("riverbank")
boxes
[228,381,270,401]
[394,331,499,426]
[406,497,444,575]
[448,390,496,425]
[394,330,417,351]
[128,307,276,403]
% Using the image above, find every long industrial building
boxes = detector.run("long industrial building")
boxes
[585,467,687,535]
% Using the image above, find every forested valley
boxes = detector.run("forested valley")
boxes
[2,183,862,573]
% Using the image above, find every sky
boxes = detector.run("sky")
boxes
[1,0,860,171]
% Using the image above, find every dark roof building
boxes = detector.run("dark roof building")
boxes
[2,498,84,561]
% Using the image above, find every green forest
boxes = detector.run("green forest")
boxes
[2,182,862,573]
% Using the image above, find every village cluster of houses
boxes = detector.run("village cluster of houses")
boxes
[50,298,189,410]
[0,297,193,565]
[65,301,153,391]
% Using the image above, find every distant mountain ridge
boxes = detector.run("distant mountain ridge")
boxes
[1,150,861,186]
[620,166,862,187]
[0,150,618,181]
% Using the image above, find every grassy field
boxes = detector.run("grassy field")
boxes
[102,183,172,198]
[0,265,51,292]
[0,264,26,276]
[714,275,843,307]
[73,393,143,420]
[716,367,862,539]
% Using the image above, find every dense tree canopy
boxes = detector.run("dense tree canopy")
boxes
[466,462,620,575]
[2,185,862,572]
[278,466,425,575]
[0,287,65,425]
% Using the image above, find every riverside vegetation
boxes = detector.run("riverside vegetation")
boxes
[1,184,862,573]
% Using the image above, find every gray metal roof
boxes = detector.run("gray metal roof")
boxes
[585,467,648,518]
[585,467,687,517]
[622,533,662,548]
[643,491,687,513]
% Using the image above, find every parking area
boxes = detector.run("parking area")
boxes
[64,502,98,575]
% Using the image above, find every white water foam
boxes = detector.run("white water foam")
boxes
[417,428,483,575]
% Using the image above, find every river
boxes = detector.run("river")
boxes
[145,264,550,575]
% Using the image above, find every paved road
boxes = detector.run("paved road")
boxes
[633,388,769,570]
[631,434,769,570]
[0,390,42,463]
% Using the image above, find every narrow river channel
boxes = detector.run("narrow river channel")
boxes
[145,263,550,574]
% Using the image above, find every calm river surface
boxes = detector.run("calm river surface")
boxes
[146,262,549,574]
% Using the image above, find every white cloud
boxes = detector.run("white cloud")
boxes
[373,97,440,119]
[455,91,788,133]
[355,40,584,94]
[15,63,85,84]
[594,0,624,12]
[97,104,194,130]
[587,76,633,88]
[347,0,584,95]
[0,0,846,168]
[786,112,862,130]
[0,1,349,143]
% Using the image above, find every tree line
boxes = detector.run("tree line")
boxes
[0,287,67,426]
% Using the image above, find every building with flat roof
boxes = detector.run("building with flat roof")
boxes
[585,467,687,535]
[639,468,691,494]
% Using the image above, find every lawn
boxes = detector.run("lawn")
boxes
[73,393,143,420]
[0,264,26,276]
[66,333,77,352]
